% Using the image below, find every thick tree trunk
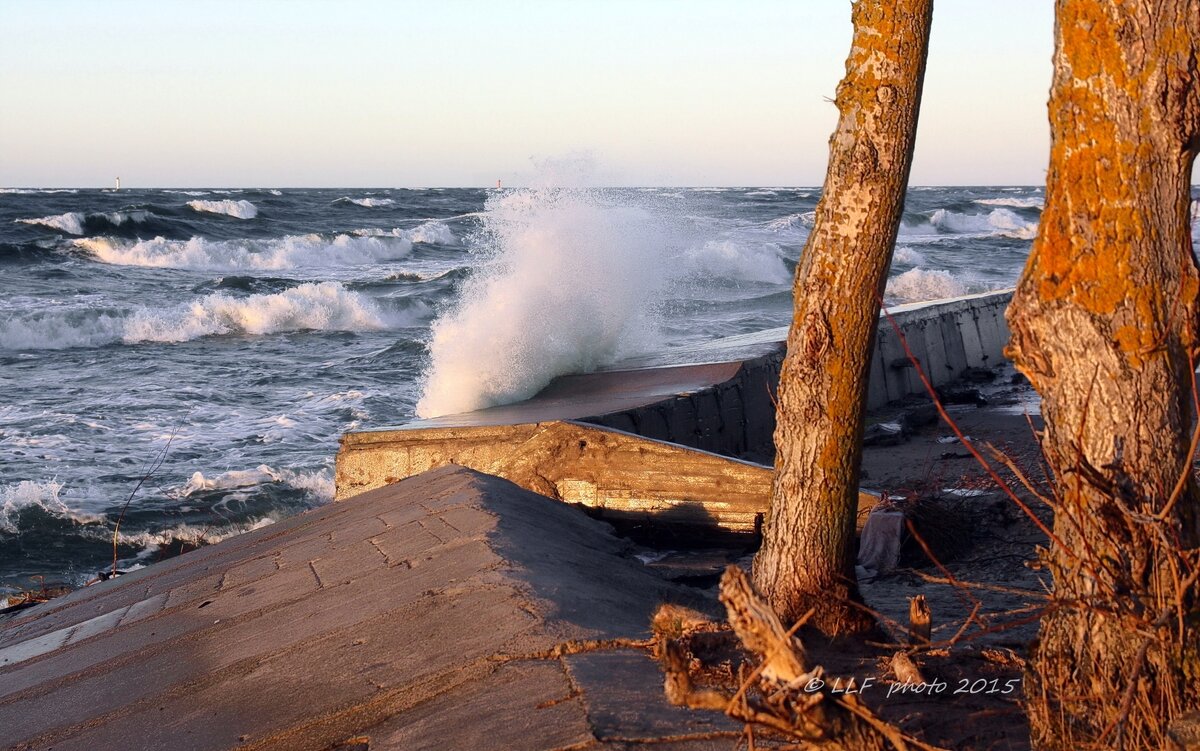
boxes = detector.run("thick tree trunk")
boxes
[1006,2,1200,748]
[752,0,933,635]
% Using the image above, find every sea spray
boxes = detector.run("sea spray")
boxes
[417,187,685,417]
[417,186,794,417]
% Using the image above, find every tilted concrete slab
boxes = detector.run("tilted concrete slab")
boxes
[0,466,742,751]
[337,420,880,541]
[338,419,774,539]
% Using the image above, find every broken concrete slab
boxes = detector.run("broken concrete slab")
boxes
[0,466,737,751]
[337,419,881,543]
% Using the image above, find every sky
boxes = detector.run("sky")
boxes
[0,1,1055,188]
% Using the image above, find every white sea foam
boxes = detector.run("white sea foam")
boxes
[0,480,103,533]
[0,283,403,351]
[350,221,458,245]
[178,464,333,501]
[767,211,815,232]
[114,517,277,550]
[886,268,968,303]
[973,197,1044,209]
[336,196,395,208]
[928,208,1038,240]
[75,232,412,271]
[892,246,925,266]
[186,199,258,219]
[0,188,78,194]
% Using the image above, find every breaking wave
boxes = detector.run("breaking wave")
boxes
[336,196,395,208]
[17,210,156,236]
[886,268,968,304]
[0,282,405,350]
[927,208,1038,240]
[417,185,794,418]
[350,221,458,245]
[1,480,103,534]
[973,197,1044,209]
[186,199,258,219]
[75,232,413,271]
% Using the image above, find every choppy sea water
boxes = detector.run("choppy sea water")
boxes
[1,185,1194,592]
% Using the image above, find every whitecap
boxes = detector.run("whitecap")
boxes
[335,196,395,208]
[892,246,925,266]
[75,232,412,271]
[350,221,458,245]
[973,197,1044,209]
[17,212,86,235]
[186,199,258,219]
[681,240,791,284]
[0,480,104,534]
[928,208,1038,240]
[0,282,407,351]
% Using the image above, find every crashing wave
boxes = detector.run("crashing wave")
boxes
[681,240,791,284]
[417,185,796,418]
[973,197,1044,209]
[18,210,158,236]
[1,480,103,534]
[351,221,458,245]
[75,232,413,271]
[767,211,816,232]
[928,208,1038,240]
[0,282,406,351]
[17,212,86,235]
[886,268,968,304]
[186,199,258,219]
[335,196,395,208]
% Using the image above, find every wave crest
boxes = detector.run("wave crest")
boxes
[186,199,258,219]
[0,282,404,350]
[336,197,394,208]
[75,233,413,271]
[928,208,1038,240]
[1,480,103,534]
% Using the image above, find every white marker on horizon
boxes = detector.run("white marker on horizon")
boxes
[115,176,121,191]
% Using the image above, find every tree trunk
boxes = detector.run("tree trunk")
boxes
[752,0,933,635]
[1006,2,1200,748]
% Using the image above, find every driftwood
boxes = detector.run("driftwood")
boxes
[658,565,946,751]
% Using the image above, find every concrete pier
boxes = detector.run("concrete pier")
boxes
[0,468,737,750]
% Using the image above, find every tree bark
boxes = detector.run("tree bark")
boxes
[1006,2,1200,748]
[752,0,933,635]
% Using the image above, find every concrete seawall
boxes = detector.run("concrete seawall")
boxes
[336,291,1012,535]
[584,289,1013,457]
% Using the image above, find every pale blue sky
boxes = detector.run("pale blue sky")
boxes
[1,1,1054,187]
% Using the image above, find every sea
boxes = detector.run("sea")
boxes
[0,184,1188,595]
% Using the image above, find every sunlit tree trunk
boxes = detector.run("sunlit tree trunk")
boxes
[1006,2,1200,748]
[752,0,933,635]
